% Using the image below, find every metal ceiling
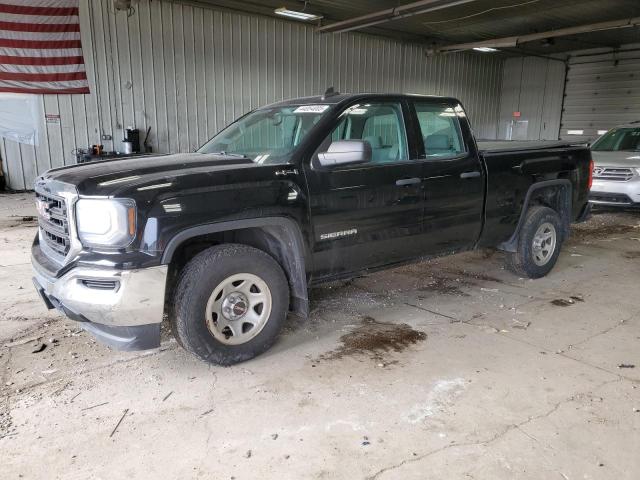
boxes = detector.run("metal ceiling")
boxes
[193,0,640,54]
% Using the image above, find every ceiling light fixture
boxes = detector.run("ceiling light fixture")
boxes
[275,7,323,22]
[472,47,499,53]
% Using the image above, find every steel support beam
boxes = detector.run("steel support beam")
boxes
[429,16,640,54]
[317,0,478,34]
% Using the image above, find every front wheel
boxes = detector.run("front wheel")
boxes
[171,244,290,365]
[506,206,563,279]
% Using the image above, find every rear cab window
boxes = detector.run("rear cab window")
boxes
[413,102,466,159]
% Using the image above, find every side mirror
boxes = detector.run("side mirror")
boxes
[317,140,371,168]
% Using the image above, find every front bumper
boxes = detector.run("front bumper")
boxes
[589,178,640,206]
[32,248,168,351]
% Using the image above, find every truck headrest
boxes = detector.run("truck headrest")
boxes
[425,134,451,151]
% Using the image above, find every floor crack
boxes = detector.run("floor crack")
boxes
[467,324,639,383]
[366,378,622,480]
[565,308,638,350]
[404,303,458,321]
[5,342,179,397]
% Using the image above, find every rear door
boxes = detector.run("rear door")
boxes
[410,100,485,253]
[303,99,425,279]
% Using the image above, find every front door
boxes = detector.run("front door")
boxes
[303,100,425,280]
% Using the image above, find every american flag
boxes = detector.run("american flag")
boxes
[0,0,89,94]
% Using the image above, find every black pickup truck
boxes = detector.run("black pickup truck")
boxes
[31,93,593,365]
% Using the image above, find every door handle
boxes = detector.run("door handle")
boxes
[275,168,298,177]
[396,177,421,186]
[460,171,481,179]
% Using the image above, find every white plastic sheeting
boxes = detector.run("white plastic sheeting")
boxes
[0,93,42,146]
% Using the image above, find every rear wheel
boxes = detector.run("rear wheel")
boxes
[506,206,563,279]
[171,244,289,365]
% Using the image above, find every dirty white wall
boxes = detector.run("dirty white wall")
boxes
[0,0,504,190]
[497,56,567,141]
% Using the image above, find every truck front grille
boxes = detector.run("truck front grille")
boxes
[593,167,635,182]
[36,190,71,262]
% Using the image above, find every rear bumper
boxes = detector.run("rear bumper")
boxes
[589,178,640,206]
[31,244,167,351]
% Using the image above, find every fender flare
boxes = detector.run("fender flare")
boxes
[161,217,310,318]
[499,179,572,253]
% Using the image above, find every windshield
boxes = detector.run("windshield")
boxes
[591,127,640,152]
[198,105,330,163]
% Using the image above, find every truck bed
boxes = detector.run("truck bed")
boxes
[476,138,591,250]
[477,140,581,153]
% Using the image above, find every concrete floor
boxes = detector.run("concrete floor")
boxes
[1,193,639,479]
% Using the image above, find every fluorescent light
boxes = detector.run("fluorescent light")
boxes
[567,129,584,135]
[473,47,499,53]
[597,129,608,135]
[275,7,322,21]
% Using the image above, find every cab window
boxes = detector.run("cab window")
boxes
[323,102,409,164]
[414,103,466,159]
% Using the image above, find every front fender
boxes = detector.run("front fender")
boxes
[161,216,310,318]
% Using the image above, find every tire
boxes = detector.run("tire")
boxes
[506,206,563,279]
[171,244,289,366]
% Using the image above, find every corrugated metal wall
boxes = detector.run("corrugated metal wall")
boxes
[560,45,640,143]
[497,56,566,141]
[0,0,503,191]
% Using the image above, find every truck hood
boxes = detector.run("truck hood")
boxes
[41,153,256,196]
[591,151,640,168]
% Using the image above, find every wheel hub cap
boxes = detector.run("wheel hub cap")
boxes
[222,292,249,320]
[532,222,557,266]
[204,273,272,345]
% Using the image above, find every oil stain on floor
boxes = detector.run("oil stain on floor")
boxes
[319,316,427,362]
[417,276,471,297]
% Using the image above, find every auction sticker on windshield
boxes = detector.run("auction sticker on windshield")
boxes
[294,105,330,114]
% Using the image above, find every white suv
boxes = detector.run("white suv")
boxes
[589,123,640,207]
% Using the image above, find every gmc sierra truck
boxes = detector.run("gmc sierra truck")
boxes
[31,93,593,365]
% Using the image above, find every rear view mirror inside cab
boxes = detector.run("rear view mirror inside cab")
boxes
[317,140,372,168]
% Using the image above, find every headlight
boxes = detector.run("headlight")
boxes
[76,198,136,247]
[635,167,640,176]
